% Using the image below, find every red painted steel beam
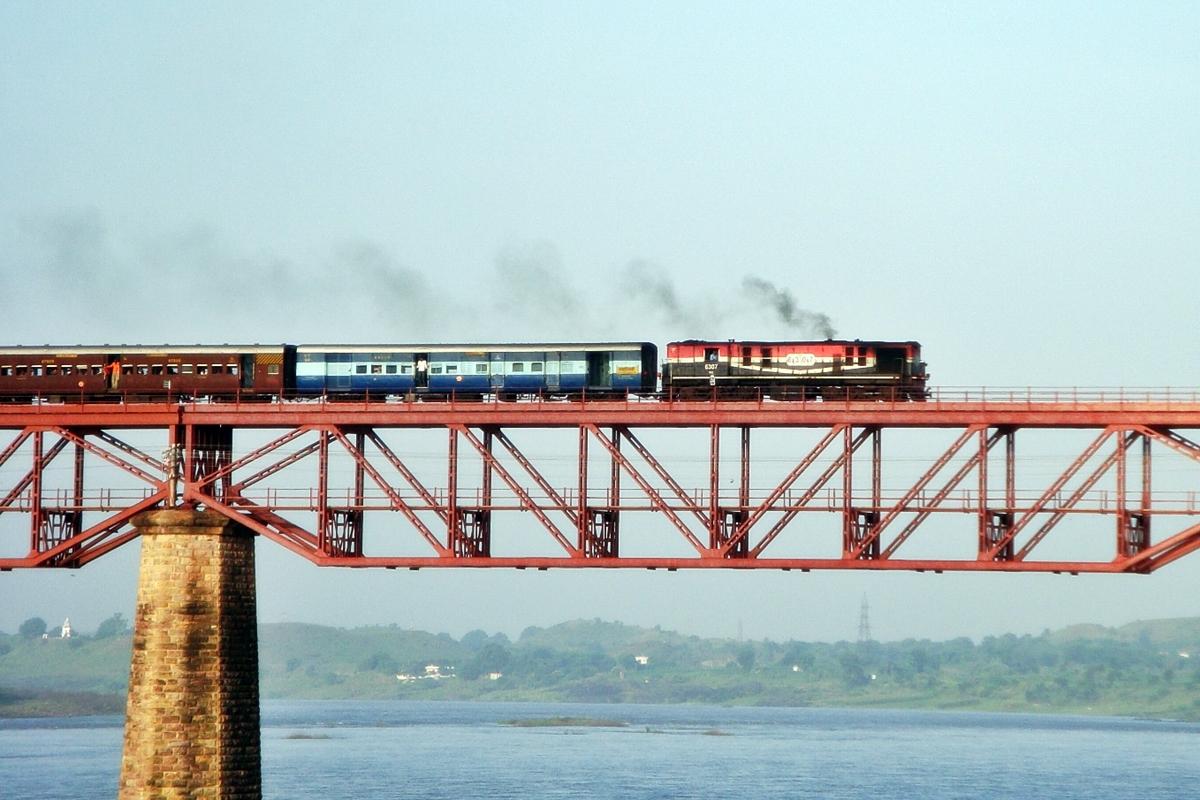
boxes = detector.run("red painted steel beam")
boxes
[4,398,1200,430]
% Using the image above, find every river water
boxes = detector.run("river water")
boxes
[1,701,1198,799]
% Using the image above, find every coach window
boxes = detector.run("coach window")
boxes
[401,365,413,374]
[371,364,382,374]
[182,365,194,374]
[761,348,773,368]
[211,365,223,375]
[268,363,280,375]
[123,365,134,375]
[31,366,43,376]
[63,366,75,375]
[445,365,458,374]
[531,362,543,373]
[15,366,28,376]
[512,363,525,373]
[151,365,163,375]
[475,363,489,374]
[356,365,368,374]
[385,365,397,374]
[91,365,102,375]
[167,365,179,375]
[46,366,59,375]
[0,367,10,376]
[197,365,209,375]
[430,365,443,374]
[229,364,238,376]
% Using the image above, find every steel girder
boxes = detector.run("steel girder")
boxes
[1,402,1200,571]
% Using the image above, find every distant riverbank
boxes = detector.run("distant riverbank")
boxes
[3,616,1199,722]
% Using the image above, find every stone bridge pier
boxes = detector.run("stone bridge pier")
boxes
[119,509,261,799]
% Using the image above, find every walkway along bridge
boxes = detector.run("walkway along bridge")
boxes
[3,387,1200,574]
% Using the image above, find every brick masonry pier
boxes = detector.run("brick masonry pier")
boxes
[119,509,261,799]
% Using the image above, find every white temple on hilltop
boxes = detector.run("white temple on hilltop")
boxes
[60,618,72,638]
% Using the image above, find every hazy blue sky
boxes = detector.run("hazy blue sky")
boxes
[1,3,1198,642]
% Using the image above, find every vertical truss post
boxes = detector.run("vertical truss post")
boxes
[316,429,329,554]
[448,426,458,543]
[709,424,720,548]
[977,427,989,548]
[326,431,366,557]
[843,426,879,559]
[577,426,588,550]
[1120,433,1151,558]
[609,427,621,508]
[29,431,43,553]
[981,428,1016,560]
[871,427,881,512]
[739,427,750,509]
[450,427,490,557]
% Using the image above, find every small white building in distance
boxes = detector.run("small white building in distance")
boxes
[634,655,649,665]
[60,618,72,639]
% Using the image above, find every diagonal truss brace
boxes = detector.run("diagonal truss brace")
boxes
[453,425,580,557]
[490,428,578,528]
[720,425,845,557]
[1015,431,1141,561]
[750,427,874,558]
[882,428,1007,559]
[584,424,708,555]
[850,426,983,560]
[984,428,1116,561]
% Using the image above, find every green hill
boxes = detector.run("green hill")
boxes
[2,616,1199,720]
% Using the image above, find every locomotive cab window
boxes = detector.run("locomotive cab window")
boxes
[268,364,280,375]
[704,348,719,363]
[742,347,752,366]
[761,347,773,368]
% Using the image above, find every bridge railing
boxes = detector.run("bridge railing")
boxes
[4,385,1200,409]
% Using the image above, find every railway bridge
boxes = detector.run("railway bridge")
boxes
[3,387,1200,574]
[5,388,1200,797]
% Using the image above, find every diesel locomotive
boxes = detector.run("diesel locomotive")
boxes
[0,339,926,401]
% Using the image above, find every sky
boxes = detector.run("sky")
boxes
[1,2,1198,643]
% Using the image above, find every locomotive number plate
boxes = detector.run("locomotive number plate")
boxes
[786,353,817,367]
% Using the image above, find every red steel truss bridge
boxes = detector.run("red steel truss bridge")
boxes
[2,388,1200,573]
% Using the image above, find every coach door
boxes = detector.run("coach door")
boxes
[545,352,560,392]
[490,352,505,390]
[331,353,351,390]
[587,351,611,388]
[414,353,429,389]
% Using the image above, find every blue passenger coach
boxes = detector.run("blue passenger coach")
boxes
[295,343,657,396]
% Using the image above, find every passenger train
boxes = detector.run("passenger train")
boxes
[0,339,927,401]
